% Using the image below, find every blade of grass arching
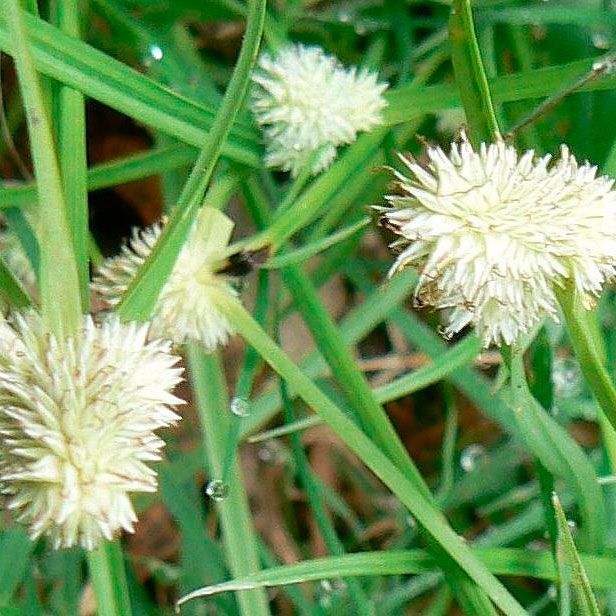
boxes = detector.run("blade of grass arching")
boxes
[449,0,500,144]
[179,545,616,605]
[0,256,32,309]
[5,0,81,337]
[210,299,527,616]
[0,528,34,607]
[117,0,266,323]
[0,10,260,166]
[55,0,89,310]
[185,346,271,616]
[0,144,198,208]
[509,347,606,552]
[553,493,602,616]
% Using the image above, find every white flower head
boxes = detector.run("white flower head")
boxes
[0,311,183,550]
[250,43,388,177]
[93,208,240,351]
[380,135,616,347]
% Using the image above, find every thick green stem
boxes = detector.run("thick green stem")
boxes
[86,541,132,616]
[186,345,271,616]
[449,0,500,144]
[5,0,81,337]
[217,298,525,616]
[557,287,616,433]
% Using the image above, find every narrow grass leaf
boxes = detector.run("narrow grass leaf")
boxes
[553,493,601,616]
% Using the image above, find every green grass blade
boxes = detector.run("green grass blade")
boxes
[553,493,601,616]
[510,349,606,552]
[213,299,526,616]
[263,218,370,270]
[5,0,81,337]
[117,0,266,322]
[56,0,89,310]
[0,10,260,166]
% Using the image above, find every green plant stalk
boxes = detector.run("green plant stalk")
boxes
[86,541,132,616]
[449,0,500,144]
[5,0,81,338]
[186,345,271,616]
[216,298,526,616]
[117,0,266,322]
[56,0,89,310]
[557,286,616,433]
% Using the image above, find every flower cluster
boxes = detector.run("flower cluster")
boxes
[250,43,388,177]
[0,312,183,549]
[380,135,616,346]
[93,207,240,351]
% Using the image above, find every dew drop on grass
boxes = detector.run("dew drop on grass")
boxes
[205,479,229,502]
[460,443,485,472]
[230,396,250,418]
[552,357,582,398]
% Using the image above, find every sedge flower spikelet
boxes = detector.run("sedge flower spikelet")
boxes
[93,208,240,351]
[250,43,388,177]
[380,135,616,346]
[0,312,183,550]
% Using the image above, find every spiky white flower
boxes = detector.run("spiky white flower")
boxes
[93,207,239,350]
[0,311,183,550]
[250,43,388,177]
[380,135,616,347]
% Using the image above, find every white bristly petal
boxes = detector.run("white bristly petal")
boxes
[250,44,388,177]
[380,135,616,347]
[0,312,184,550]
[92,207,240,351]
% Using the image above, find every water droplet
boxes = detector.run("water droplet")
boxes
[592,31,612,50]
[567,519,577,532]
[317,579,347,608]
[257,440,285,464]
[230,396,250,418]
[460,443,485,472]
[149,44,164,61]
[337,10,352,23]
[205,479,229,502]
[552,357,582,398]
[405,514,417,530]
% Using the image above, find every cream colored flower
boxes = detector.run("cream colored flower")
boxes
[93,208,239,350]
[380,135,616,346]
[0,312,183,550]
[250,43,388,177]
